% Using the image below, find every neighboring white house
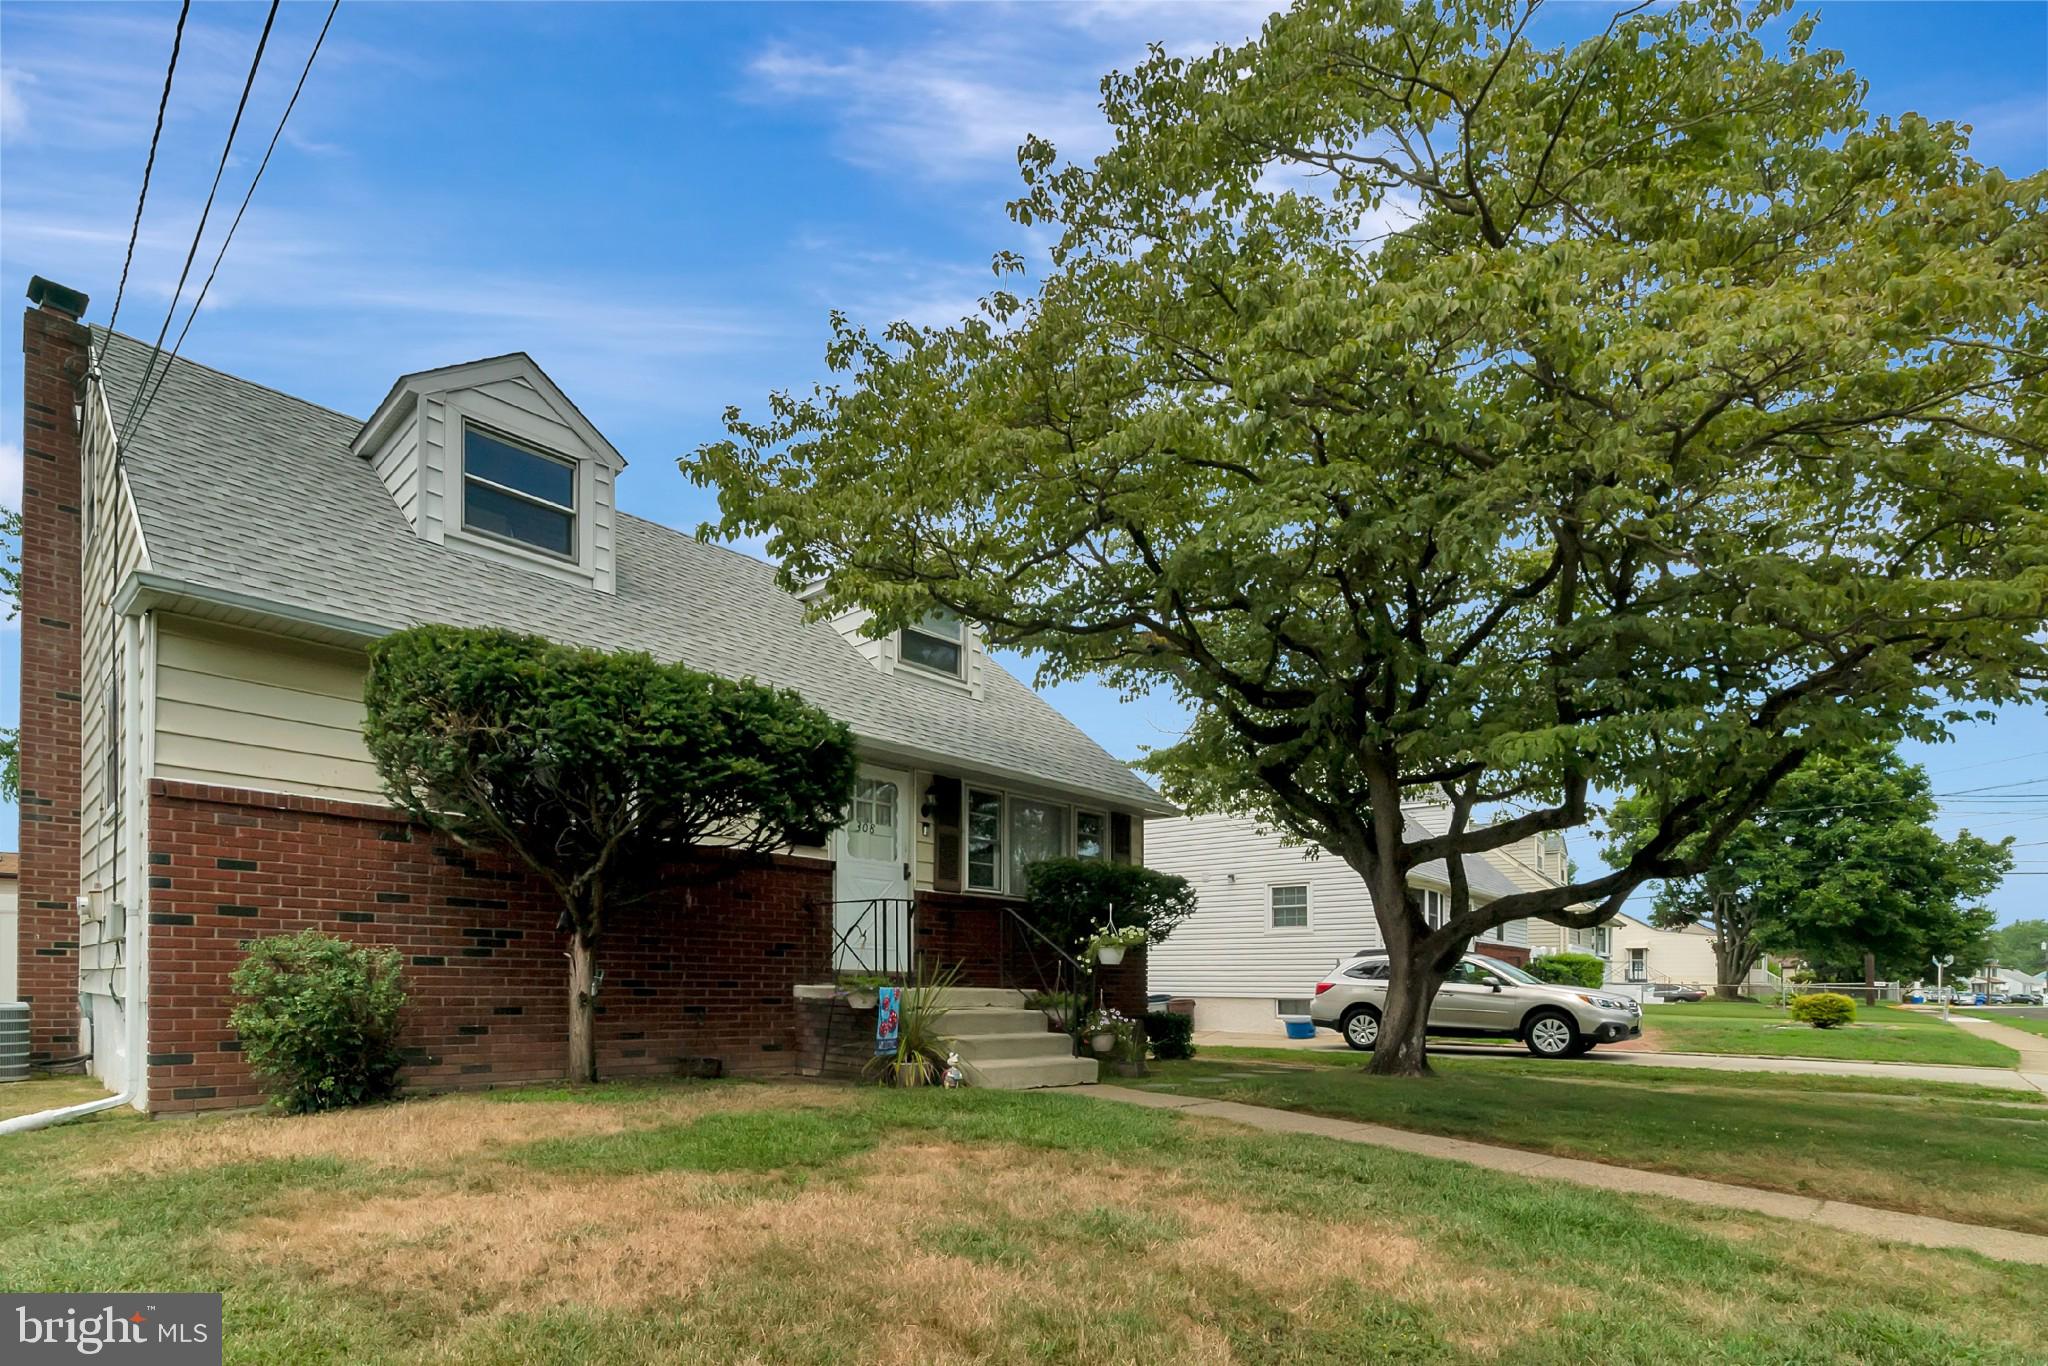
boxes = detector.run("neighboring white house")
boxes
[0,853,17,1005]
[1145,812,1533,1033]
[1607,911,1782,995]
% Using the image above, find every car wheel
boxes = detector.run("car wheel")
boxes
[1340,1005,1381,1052]
[1524,1010,1580,1059]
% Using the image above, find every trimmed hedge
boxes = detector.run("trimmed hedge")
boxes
[1528,952,1608,989]
[1144,1010,1197,1061]
[1788,991,1857,1029]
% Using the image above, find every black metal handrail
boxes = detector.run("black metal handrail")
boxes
[997,905,1101,1051]
[820,897,916,980]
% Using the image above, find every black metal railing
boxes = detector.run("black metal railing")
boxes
[997,905,1102,1050]
[823,897,917,979]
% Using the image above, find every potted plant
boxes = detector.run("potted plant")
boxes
[1084,1008,1132,1055]
[838,973,889,1011]
[1087,924,1148,967]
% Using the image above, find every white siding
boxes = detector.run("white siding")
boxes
[1147,813,1530,1006]
[78,390,148,908]
[152,617,388,806]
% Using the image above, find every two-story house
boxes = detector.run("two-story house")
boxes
[13,277,1171,1112]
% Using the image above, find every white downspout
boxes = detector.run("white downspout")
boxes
[2,612,148,1136]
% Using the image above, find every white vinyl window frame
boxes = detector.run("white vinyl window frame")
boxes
[458,420,579,563]
[900,609,968,680]
[1274,997,1314,1016]
[955,783,1116,896]
[1269,883,1310,931]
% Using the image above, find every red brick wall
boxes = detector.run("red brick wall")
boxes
[145,780,834,1112]
[912,890,1146,1011]
[16,291,90,1060]
[1473,942,1533,968]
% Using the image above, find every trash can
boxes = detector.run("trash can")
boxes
[1282,1016,1316,1040]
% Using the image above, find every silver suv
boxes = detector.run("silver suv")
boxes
[1310,952,1642,1058]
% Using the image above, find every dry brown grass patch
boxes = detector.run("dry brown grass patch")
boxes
[95,1081,852,1177]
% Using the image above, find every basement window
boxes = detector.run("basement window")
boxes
[462,425,575,558]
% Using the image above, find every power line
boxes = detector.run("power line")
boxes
[128,0,340,432]
[99,0,192,363]
[119,0,281,450]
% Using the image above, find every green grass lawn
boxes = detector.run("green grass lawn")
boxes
[3,1079,2044,1363]
[1120,1054,2048,1234]
[1641,1000,2021,1066]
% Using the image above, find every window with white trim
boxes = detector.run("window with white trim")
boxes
[1075,810,1107,861]
[1270,884,1309,929]
[1421,888,1446,930]
[901,609,966,678]
[1008,796,1069,892]
[1274,997,1314,1015]
[967,789,1003,891]
[462,425,575,557]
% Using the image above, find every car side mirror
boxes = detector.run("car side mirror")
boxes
[1489,981,1503,993]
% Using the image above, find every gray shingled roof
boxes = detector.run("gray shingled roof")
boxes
[1402,815,1526,901]
[94,329,1169,812]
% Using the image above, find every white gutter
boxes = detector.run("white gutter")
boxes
[2,614,150,1136]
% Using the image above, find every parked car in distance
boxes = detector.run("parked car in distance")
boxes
[1650,983,1707,1003]
[1310,952,1642,1058]
[2011,992,2044,1005]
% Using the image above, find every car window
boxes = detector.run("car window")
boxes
[1344,961,1389,980]
[1448,961,1495,986]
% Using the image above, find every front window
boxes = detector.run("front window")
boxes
[463,426,575,557]
[901,609,965,677]
[1421,888,1446,930]
[967,790,1003,890]
[1271,885,1309,929]
[1075,811,1106,861]
[1008,796,1068,891]
[1627,948,1648,982]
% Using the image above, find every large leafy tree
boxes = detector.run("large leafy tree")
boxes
[1607,744,2012,994]
[364,625,858,1083]
[1989,919,2048,976]
[688,0,2048,1074]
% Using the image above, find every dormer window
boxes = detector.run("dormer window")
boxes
[901,609,966,678]
[462,425,576,558]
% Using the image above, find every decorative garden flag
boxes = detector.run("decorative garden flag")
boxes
[874,986,901,1056]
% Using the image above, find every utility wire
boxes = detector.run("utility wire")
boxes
[119,0,281,450]
[99,0,192,366]
[128,0,340,432]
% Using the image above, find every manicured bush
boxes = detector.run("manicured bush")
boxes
[1528,952,1608,989]
[228,931,408,1113]
[1788,991,1857,1029]
[1144,1010,1196,1061]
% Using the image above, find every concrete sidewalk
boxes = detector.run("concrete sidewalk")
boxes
[1192,1029,2048,1094]
[1077,1085,2048,1266]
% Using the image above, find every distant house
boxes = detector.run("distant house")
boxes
[0,853,17,1010]
[1607,911,1781,996]
[13,279,1172,1111]
[1144,811,1532,1033]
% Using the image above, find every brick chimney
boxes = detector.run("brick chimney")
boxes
[17,276,90,1060]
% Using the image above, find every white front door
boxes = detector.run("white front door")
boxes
[833,765,913,972]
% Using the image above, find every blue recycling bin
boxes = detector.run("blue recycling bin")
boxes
[1283,1017,1317,1040]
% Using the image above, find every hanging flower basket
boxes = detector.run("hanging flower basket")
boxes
[845,989,878,1011]
[1086,924,1147,967]
[1090,1031,1116,1054]
[1095,944,1126,967]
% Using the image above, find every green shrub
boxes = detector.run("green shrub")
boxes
[228,931,408,1113]
[1528,952,1608,989]
[1788,991,1857,1029]
[1144,1010,1196,1061]
[1020,858,1196,958]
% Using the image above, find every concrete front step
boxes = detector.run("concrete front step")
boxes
[948,1030,1077,1062]
[938,1006,1051,1035]
[956,1053,1100,1090]
[928,987,1029,1010]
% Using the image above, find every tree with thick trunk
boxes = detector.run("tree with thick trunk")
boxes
[687,0,2048,1074]
[363,625,858,1084]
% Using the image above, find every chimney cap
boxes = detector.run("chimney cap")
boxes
[27,275,90,320]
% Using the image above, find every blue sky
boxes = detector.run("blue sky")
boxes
[2,1,2045,925]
